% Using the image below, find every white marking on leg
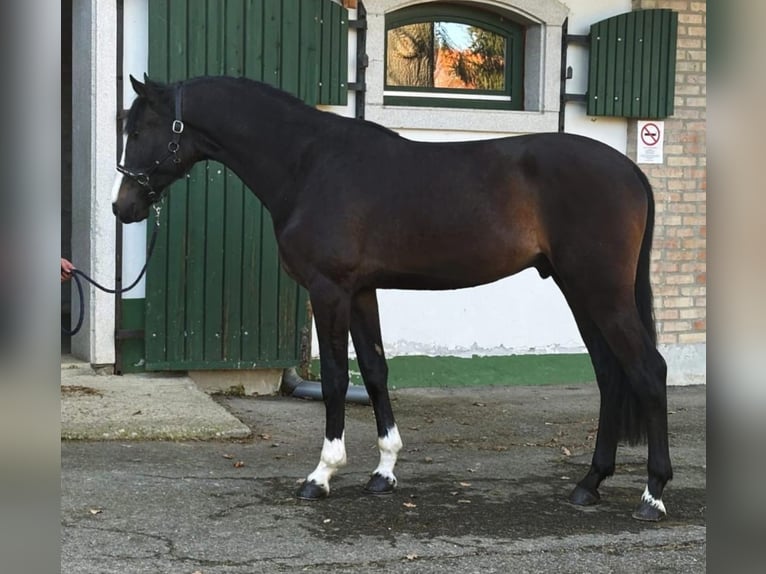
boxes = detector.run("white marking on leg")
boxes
[372,425,403,484]
[641,485,667,515]
[306,434,347,493]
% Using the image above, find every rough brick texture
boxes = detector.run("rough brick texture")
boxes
[628,0,706,346]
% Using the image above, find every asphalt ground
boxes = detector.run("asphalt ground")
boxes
[61,369,706,573]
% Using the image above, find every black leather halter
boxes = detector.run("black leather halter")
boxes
[116,85,185,202]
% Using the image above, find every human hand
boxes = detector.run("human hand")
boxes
[61,258,75,282]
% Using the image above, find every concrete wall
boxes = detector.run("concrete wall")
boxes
[70,0,118,365]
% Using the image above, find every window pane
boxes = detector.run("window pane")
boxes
[386,22,506,91]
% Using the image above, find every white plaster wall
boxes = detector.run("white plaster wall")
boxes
[563,0,631,151]
[71,0,118,364]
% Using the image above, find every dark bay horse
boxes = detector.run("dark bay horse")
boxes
[113,75,671,521]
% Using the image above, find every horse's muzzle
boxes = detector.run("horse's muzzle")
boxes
[112,201,148,224]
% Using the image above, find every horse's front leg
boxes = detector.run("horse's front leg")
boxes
[350,289,402,495]
[297,280,351,500]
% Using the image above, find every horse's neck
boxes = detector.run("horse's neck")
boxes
[188,80,321,219]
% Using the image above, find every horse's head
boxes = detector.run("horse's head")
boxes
[112,76,198,223]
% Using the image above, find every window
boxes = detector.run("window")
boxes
[384,4,524,109]
[365,0,567,134]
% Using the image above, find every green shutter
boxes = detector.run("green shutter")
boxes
[141,0,347,370]
[587,9,678,118]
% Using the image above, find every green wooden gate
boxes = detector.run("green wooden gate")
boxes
[143,0,348,370]
[587,9,678,118]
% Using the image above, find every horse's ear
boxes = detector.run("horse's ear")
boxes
[130,74,147,98]
[131,74,167,107]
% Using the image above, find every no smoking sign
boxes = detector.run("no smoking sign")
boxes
[637,120,664,164]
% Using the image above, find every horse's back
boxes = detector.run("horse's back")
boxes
[283,128,650,291]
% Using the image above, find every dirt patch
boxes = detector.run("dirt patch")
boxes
[61,385,103,397]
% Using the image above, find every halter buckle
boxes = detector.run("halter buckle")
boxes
[172,120,184,134]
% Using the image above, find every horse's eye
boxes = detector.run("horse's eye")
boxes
[131,131,140,139]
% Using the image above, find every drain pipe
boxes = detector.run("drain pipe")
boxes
[281,368,371,405]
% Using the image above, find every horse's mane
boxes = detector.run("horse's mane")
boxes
[126,75,402,139]
[186,76,402,138]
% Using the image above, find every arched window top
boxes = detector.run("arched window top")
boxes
[386,3,525,30]
[384,3,524,109]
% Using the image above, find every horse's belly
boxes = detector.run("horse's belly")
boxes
[369,254,535,291]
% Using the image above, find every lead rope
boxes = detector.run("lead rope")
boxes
[62,201,164,336]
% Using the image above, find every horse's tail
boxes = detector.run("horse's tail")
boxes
[633,165,657,347]
[598,166,658,447]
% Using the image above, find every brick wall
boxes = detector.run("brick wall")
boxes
[627,0,706,346]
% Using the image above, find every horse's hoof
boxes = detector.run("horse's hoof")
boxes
[364,473,396,495]
[569,484,600,506]
[296,480,328,501]
[632,500,666,522]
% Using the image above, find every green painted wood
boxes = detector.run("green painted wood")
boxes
[613,14,627,116]
[299,1,321,104]
[144,0,348,371]
[240,193,263,363]
[623,12,636,117]
[144,0,169,366]
[118,299,147,374]
[320,0,333,103]
[638,11,653,117]
[630,10,644,117]
[648,11,660,117]
[165,0,189,364]
[203,162,225,363]
[665,13,678,117]
[258,210,280,362]
[263,0,281,86]
[590,19,607,116]
[604,18,618,116]
[281,0,301,97]
[337,3,349,104]
[329,1,342,104]
[244,0,264,80]
[185,163,207,362]
[587,9,677,118]
[185,2,208,363]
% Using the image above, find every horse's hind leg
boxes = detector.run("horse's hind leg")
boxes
[587,295,672,520]
[553,279,621,507]
[350,289,402,494]
[554,271,671,520]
